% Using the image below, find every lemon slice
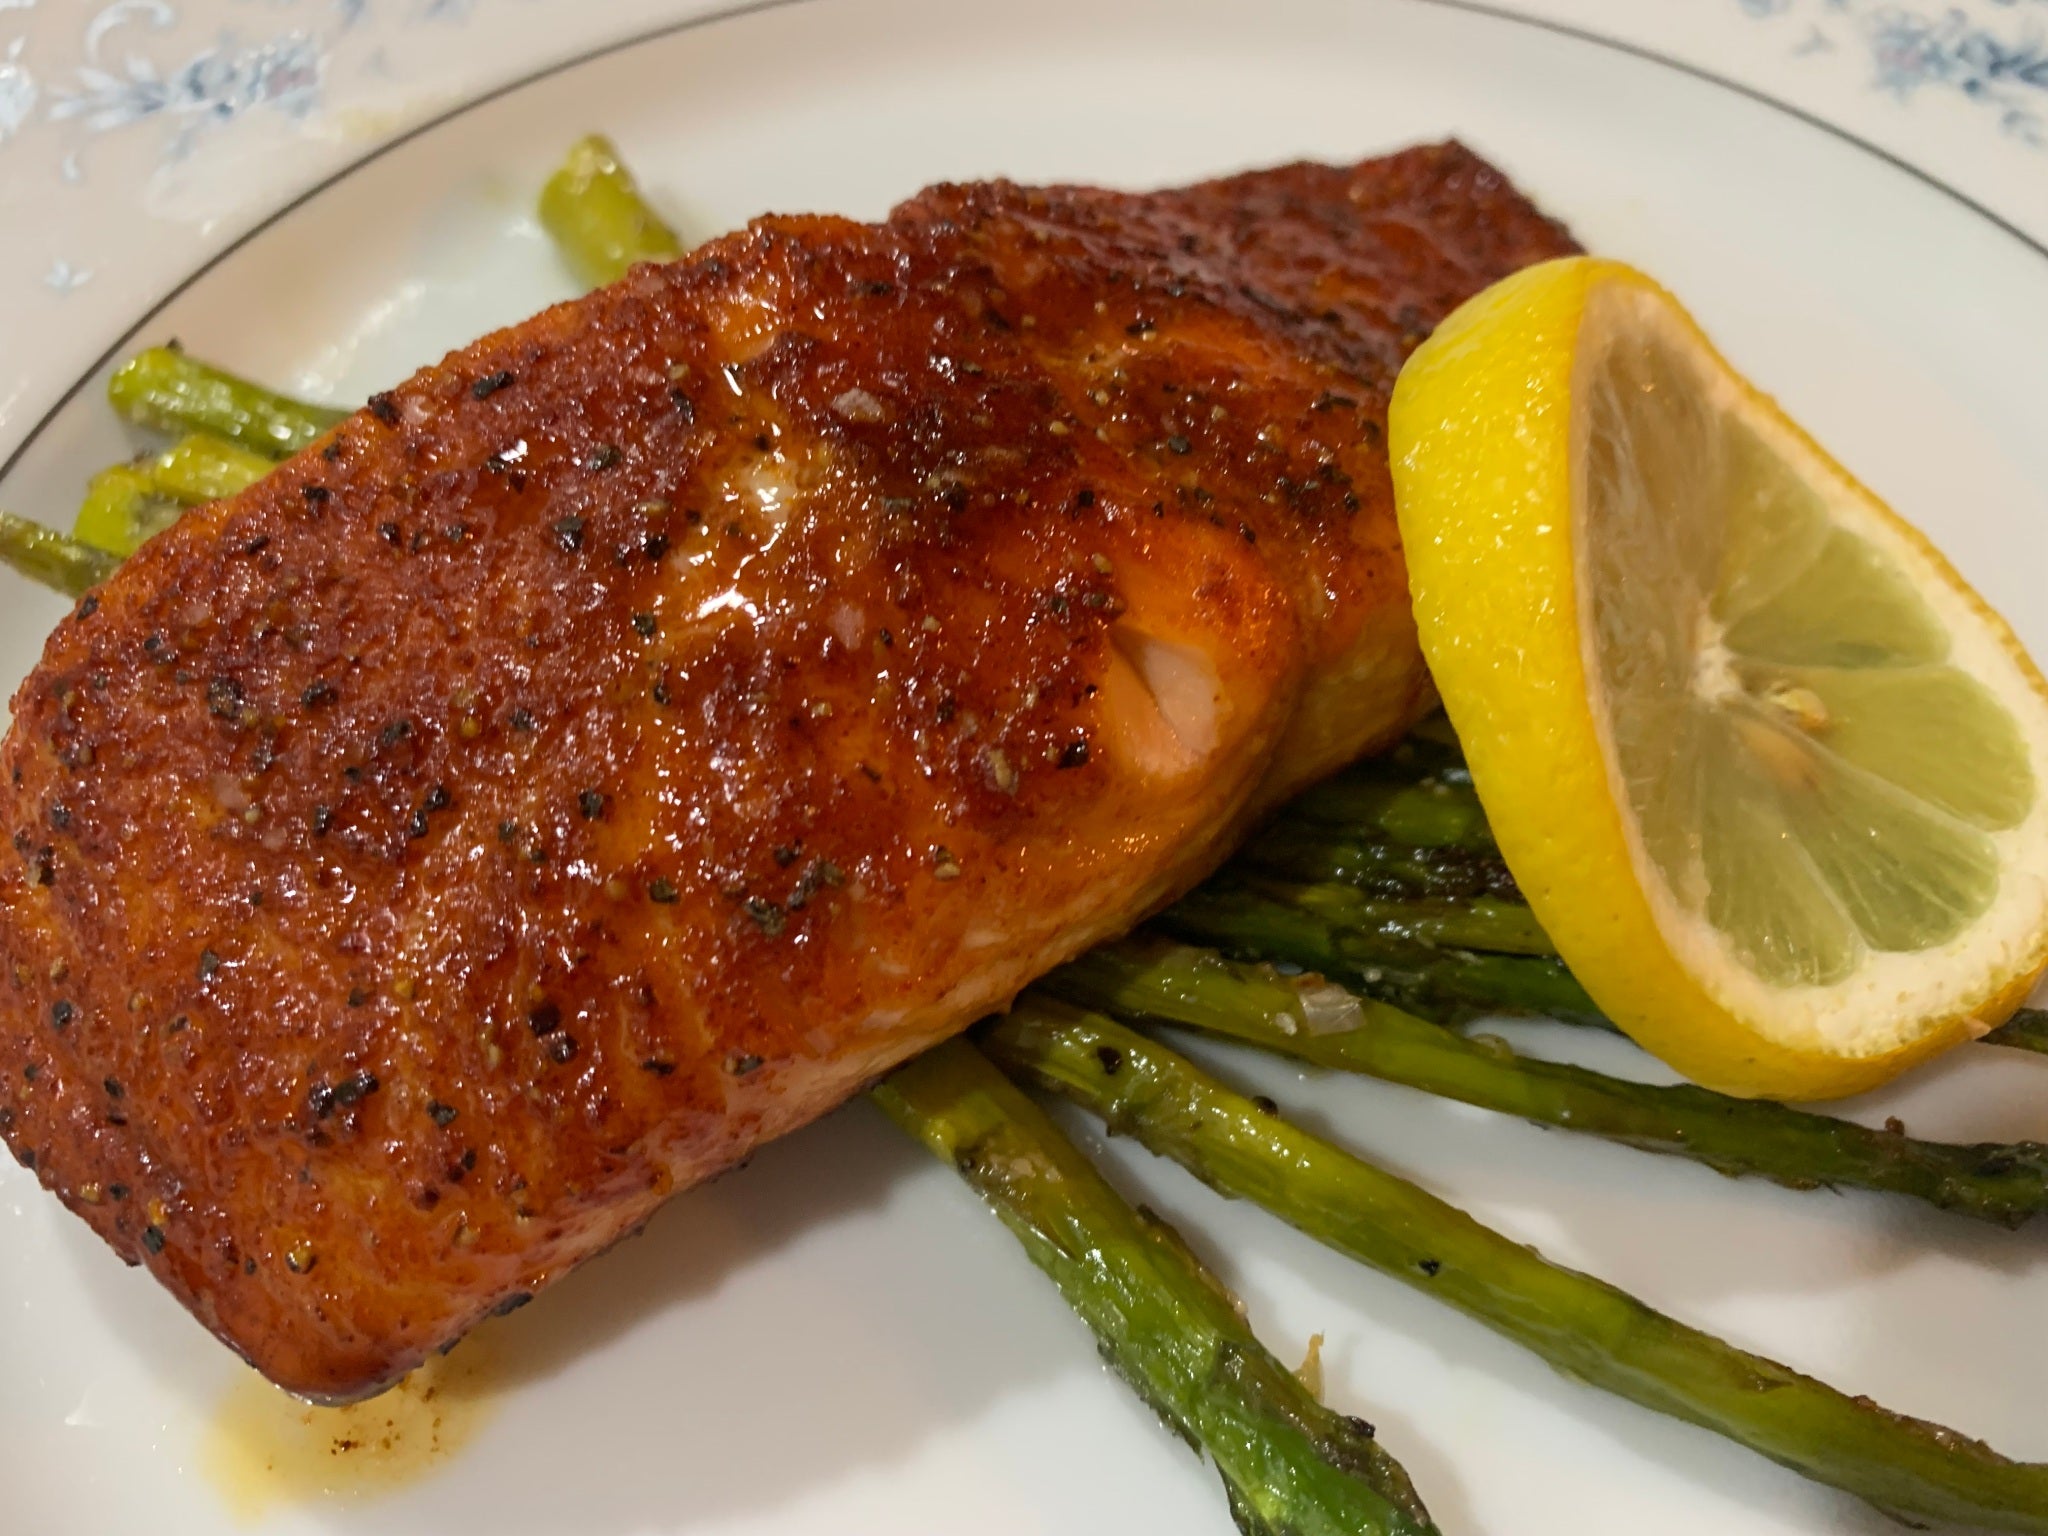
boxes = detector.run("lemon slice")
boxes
[1389,256,2048,1100]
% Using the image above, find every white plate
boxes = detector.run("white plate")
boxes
[3,2,2046,1533]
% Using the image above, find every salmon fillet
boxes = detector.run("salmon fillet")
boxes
[0,142,1577,1400]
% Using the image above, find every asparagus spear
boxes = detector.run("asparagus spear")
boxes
[74,433,270,556]
[150,432,273,504]
[873,1040,1438,1536]
[51,135,672,579]
[986,1002,2048,1533]
[537,133,685,289]
[1285,771,1496,852]
[1163,877,1603,1024]
[1296,722,2048,1035]
[69,128,666,572]
[1228,823,2048,1064]
[1248,887,1550,957]
[1237,818,1521,901]
[107,346,344,458]
[84,127,669,493]
[1985,1008,2048,1056]
[1050,940,2048,1226]
[73,464,174,558]
[0,511,121,597]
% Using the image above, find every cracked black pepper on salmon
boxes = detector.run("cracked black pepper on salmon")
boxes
[0,142,1576,1401]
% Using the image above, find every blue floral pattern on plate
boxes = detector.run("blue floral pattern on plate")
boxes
[1742,0,2048,145]
[0,0,2039,346]
[1,0,481,176]
[0,34,34,144]
[5,0,2043,177]
[47,2,325,153]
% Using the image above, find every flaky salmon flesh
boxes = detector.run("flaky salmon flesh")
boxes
[0,142,1577,1400]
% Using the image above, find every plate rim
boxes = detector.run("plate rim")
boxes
[3,0,2046,499]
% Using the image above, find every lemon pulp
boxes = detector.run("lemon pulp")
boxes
[1575,282,2034,992]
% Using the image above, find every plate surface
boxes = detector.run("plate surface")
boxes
[2,2,2045,1533]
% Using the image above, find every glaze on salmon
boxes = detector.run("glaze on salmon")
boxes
[0,143,1577,1400]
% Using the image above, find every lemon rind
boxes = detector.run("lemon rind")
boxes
[1391,254,2048,1099]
